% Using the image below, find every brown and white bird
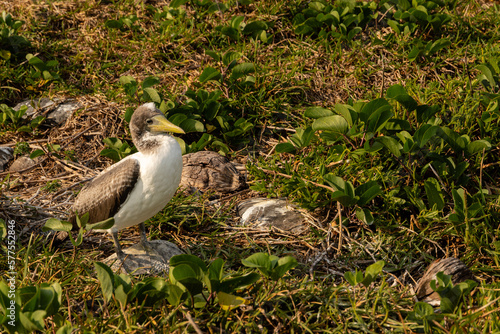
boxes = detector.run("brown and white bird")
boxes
[69,102,184,264]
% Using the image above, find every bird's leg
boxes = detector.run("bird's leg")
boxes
[111,231,131,272]
[139,223,160,257]
[139,222,149,247]
[139,222,155,254]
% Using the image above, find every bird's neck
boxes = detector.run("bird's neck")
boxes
[135,132,176,155]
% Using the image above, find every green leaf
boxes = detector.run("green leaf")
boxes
[170,254,208,273]
[218,273,260,294]
[170,0,189,8]
[424,177,444,211]
[356,181,382,206]
[334,104,358,126]
[56,323,75,334]
[87,217,115,230]
[199,67,222,83]
[344,270,363,286]
[230,62,255,80]
[242,20,267,34]
[217,291,247,310]
[359,98,390,123]
[355,207,374,225]
[361,260,385,287]
[288,127,312,148]
[414,124,440,148]
[220,26,239,40]
[467,139,491,155]
[386,84,418,111]
[100,148,120,162]
[119,75,138,97]
[105,19,123,29]
[347,26,362,41]
[242,252,271,269]
[42,218,72,232]
[375,136,401,157]
[415,104,439,123]
[222,51,242,67]
[427,38,451,55]
[323,174,346,192]
[27,54,46,71]
[170,264,204,296]
[114,285,128,308]
[270,256,298,280]
[275,142,296,153]
[179,118,204,133]
[477,64,496,90]
[166,284,185,306]
[366,106,393,133]
[142,76,160,89]
[230,15,245,30]
[119,75,136,86]
[124,106,135,123]
[205,50,220,62]
[142,87,161,103]
[94,262,115,303]
[408,45,423,61]
[304,106,333,119]
[312,115,349,134]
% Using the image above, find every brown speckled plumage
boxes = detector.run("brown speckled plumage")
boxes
[69,158,140,228]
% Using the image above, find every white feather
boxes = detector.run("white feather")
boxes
[106,134,182,232]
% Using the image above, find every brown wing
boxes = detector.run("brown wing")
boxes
[68,158,140,228]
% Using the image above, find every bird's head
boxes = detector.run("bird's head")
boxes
[130,102,185,152]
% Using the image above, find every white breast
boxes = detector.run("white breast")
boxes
[109,136,182,232]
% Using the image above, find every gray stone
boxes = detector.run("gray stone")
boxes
[14,98,57,118]
[9,156,35,172]
[0,147,14,172]
[237,198,310,234]
[103,240,184,275]
[13,97,81,125]
[47,101,81,125]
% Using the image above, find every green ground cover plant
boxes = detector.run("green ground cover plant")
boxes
[1,0,499,332]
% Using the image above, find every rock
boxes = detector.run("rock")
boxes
[237,198,310,234]
[48,101,81,124]
[414,257,476,306]
[9,156,36,172]
[181,151,246,194]
[14,97,57,118]
[0,147,14,172]
[14,97,82,125]
[103,240,184,275]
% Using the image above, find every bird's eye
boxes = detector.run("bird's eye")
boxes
[146,119,153,125]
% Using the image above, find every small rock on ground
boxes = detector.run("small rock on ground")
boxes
[237,198,310,234]
[14,97,82,125]
[103,240,184,275]
[9,156,36,172]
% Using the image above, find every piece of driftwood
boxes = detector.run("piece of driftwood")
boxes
[103,240,183,275]
[180,151,246,194]
[414,257,476,306]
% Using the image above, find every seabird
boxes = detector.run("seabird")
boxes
[69,102,184,266]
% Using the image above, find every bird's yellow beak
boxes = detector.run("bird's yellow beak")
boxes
[150,115,185,134]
